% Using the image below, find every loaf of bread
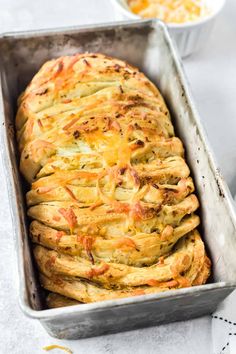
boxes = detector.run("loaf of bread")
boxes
[16,53,210,307]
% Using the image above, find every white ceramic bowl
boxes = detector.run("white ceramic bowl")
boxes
[110,0,226,57]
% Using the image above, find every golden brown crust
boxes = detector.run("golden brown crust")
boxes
[30,215,200,266]
[34,231,202,289]
[40,273,168,303]
[46,293,80,308]
[16,53,211,307]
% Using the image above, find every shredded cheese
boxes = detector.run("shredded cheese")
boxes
[58,207,77,233]
[127,0,210,24]
[43,344,73,354]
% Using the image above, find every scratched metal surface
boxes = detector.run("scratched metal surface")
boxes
[0,20,236,339]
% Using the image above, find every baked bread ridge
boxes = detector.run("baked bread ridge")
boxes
[16,53,211,307]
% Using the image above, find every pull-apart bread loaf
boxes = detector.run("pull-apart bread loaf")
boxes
[16,53,211,308]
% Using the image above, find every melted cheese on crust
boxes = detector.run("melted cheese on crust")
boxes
[16,53,210,306]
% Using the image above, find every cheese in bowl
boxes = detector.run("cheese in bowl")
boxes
[110,0,225,57]
[127,0,210,24]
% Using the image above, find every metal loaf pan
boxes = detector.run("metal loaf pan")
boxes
[1,20,236,339]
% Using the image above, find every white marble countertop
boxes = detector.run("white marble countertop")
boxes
[0,1,235,353]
